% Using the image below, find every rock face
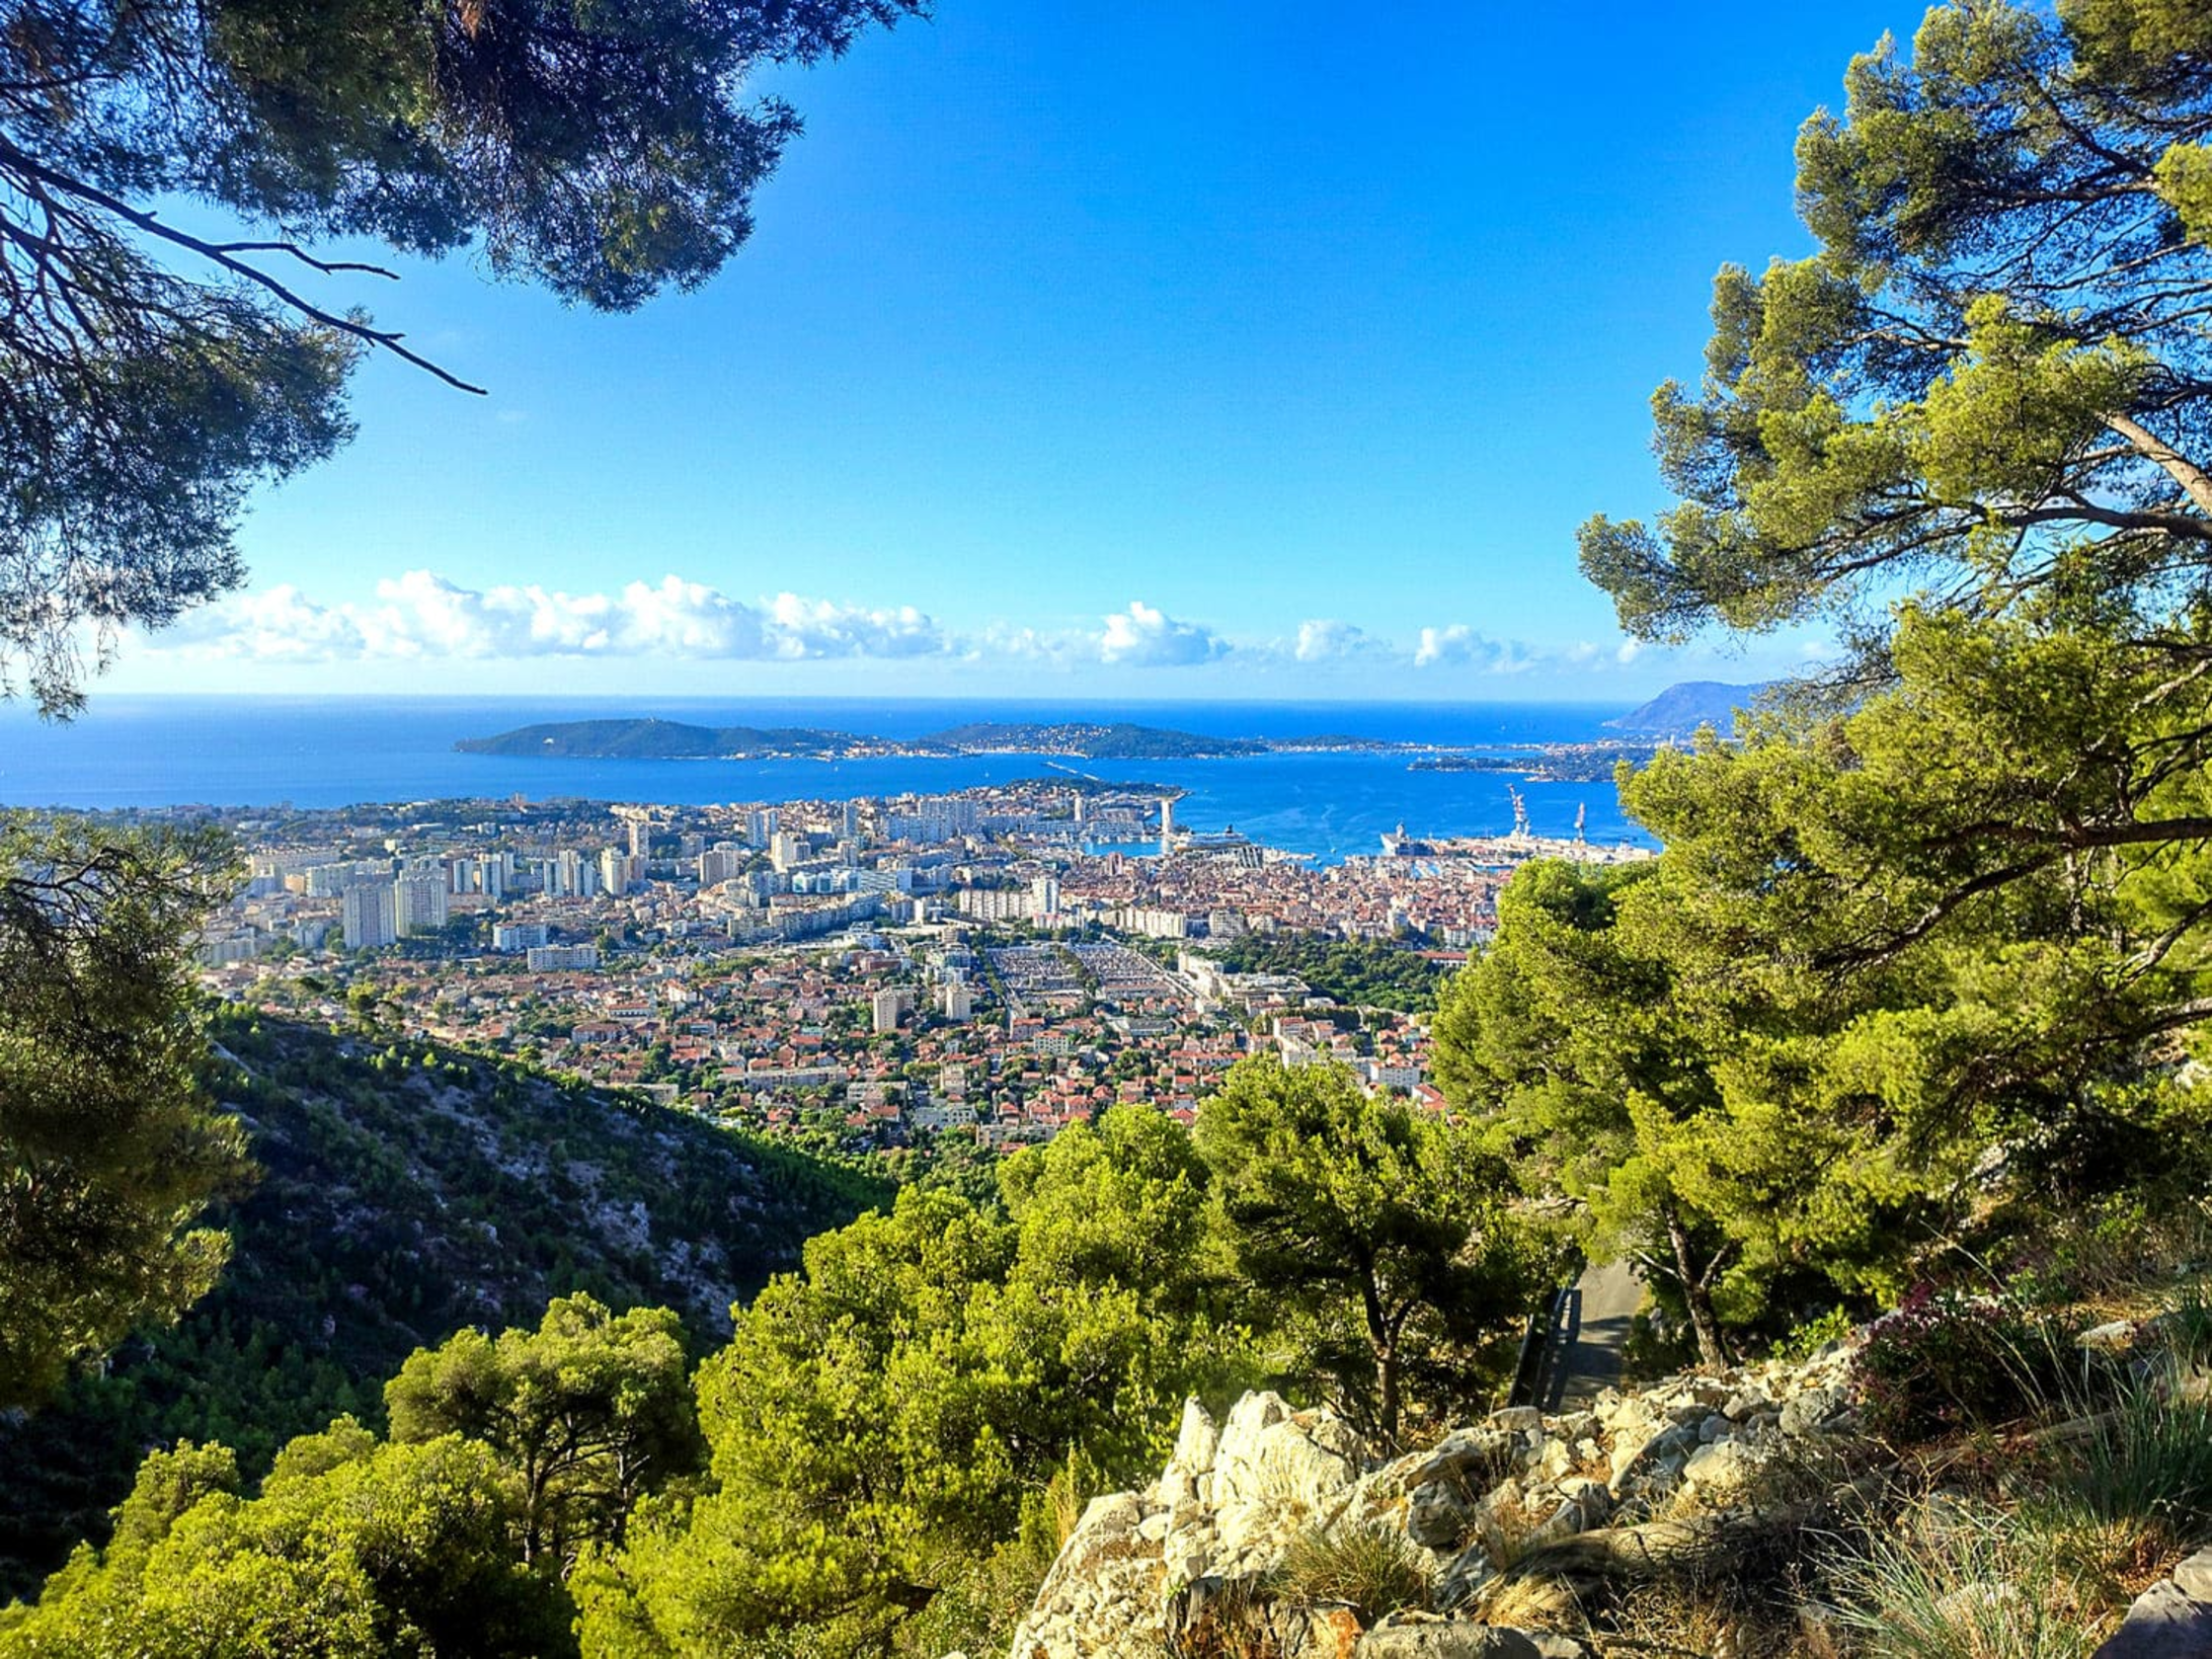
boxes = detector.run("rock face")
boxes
[1005,1346,1861,1658]
[2094,1545,2212,1657]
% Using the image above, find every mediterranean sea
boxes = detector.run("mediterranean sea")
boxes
[0,696,1657,864]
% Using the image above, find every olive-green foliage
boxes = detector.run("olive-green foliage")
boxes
[0,1431,572,1658]
[1,1297,716,1656]
[0,817,247,1409]
[0,0,920,714]
[1466,0,2212,1372]
[1194,1059,1558,1448]
[1435,610,2212,1361]
[11,1069,1560,1658]
[386,1297,704,1568]
[1569,0,2212,1093]
[1580,0,2212,652]
[0,1014,885,1601]
[1433,858,1753,1368]
[597,1105,1262,1657]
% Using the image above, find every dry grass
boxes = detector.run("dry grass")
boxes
[1477,1569,1585,1631]
[1268,1520,1434,1623]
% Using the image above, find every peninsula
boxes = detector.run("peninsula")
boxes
[456,718,1272,762]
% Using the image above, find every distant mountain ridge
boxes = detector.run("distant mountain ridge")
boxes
[1605,680,1770,737]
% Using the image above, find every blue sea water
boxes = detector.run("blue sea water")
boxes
[0,696,1655,863]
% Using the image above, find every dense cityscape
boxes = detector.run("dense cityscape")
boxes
[191,780,1650,1153]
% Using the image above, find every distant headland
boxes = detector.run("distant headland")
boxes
[455,718,1279,762]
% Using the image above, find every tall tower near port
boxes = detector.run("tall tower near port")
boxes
[1159,796,1175,856]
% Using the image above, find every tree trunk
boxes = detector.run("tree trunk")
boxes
[1376,1337,1401,1450]
[1359,1262,1401,1448]
[1665,1210,1728,1370]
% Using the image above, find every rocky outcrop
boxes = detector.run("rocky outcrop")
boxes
[1006,1345,1861,1657]
[2094,1545,2212,1657]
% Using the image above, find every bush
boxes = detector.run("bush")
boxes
[1269,1521,1433,1622]
[1770,1306,1856,1364]
[1852,1287,2072,1441]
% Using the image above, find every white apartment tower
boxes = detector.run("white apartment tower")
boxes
[392,876,448,936]
[342,883,397,951]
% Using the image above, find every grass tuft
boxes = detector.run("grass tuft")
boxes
[1270,1520,1434,1623]
[2042,1382,2212,1547]
[1822,1498,2098,1659]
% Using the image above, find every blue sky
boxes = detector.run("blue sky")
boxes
[112,0,1920,703]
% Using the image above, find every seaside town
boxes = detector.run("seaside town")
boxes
[186,779,1650,1154]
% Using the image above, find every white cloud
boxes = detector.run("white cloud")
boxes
[162,571,949,666]
[1292,619,1374,663]
[1412,624,1527,671]
[765,592,947,659]
[155,571,1674,683]
[1096,600,1229,668]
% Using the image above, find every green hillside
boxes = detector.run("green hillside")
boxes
[454,718,858,758]
[0,1013,886,1600]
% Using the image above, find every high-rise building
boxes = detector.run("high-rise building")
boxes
[627,818,653,860]
[769,831,806,873]
[1159,796,1176,856]
[599,846,641,895]
[492,922,550,953]
[525,943,601,971]
[698,845,745,886]
[941,981,973,1021]
[748,807,778,846]
[841,799,860,841]
[342,883,396,951]
[393,876,448,936]
[871,987,909,1034]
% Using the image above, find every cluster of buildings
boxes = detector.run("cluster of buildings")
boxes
[183,782,1648,1150]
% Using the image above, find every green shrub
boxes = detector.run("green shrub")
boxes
[1769,1306,1856,1364]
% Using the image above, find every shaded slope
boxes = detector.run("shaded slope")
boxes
[0,1013,886,1599]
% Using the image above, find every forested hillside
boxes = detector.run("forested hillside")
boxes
[0,1064,1558,1657]
[0,1014,885,1601]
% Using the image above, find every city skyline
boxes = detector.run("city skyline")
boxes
[100,1,1915,702]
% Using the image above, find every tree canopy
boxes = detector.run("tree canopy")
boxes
[0,816,246,1409]
[1435,0,2212,1362]
[0,0,921,714]
[1579,0,2212,658]
[1193,1059,1554,1447]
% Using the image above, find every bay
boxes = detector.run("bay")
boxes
[0,695,1655,864]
